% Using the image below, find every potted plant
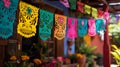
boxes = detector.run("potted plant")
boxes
[77,43,97,67]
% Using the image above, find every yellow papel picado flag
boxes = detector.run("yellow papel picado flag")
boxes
[17,1,39,38]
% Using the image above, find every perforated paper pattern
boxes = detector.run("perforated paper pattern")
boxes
[88,19,96,36]
[92,8,98,19]
[17,1,39,38]
[39,9,54,41]
[0,0,19,39]
[69,0,77,10]
[78,19,88,37]
[84,5,91,15]
[54,14,67,40]
[96,19,105,34]
[67,18,78,39]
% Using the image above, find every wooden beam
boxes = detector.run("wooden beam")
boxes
[107,0,120,3]
[21,0,63,11]
[98,0,108,5]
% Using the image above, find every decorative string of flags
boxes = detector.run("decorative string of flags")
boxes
[0,0,119,40]
[60,0,119,22]
[60,0,106,18]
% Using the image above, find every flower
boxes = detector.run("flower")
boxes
[10,56,17,61]
[64,58,71,64]
[21,55,30,61]
[76,53,83,58]
[57,57,63,63]
[51,59,56,64]
[33,59,42,65]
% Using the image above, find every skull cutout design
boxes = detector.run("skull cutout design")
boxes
[0,0,19,39]
[17,1,39,38]
[67,18,78,39]
[54,14,67,40]
[39,9,54,41]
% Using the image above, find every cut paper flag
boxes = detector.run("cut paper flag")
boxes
[67,18,78,39]
[59,0,69,8]
[39,9,54,41]
[69,0,77,10]
[98,9,104,18]
[0,0,19,39]
[17,1,39,38]
[92,7,98,19]
[54,14,67,40]
[99,30,104,41]
[84,34,91,46]
[77,1,84,13]
[88,19,96,36]
[84,4,91,15]
[78,19,88,37]
[109,13,116,24]
[96,19,106,34]
[104,12,110,21]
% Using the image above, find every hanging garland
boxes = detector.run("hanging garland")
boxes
[0,0,19,39]
[17,1,39,38]
[0,1,109,40]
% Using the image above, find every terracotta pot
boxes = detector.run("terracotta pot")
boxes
[77,54,86,67]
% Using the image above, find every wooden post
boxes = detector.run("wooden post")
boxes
[103,4,111,67]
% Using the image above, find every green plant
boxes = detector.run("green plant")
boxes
[111,45,120,65]
[5,51,30,67]
[78,43,97,65]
